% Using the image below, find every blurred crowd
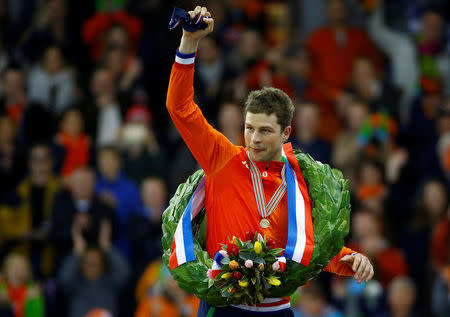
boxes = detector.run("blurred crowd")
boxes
[0,0,448,316]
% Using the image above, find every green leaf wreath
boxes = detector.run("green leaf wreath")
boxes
[161,150,351,306]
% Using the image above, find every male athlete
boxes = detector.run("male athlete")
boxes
[167,6,374,316]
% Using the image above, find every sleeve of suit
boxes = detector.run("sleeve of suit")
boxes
[324,246,358,276]
[166,50,241,176]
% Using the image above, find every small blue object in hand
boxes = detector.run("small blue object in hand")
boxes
[168,7,210,32]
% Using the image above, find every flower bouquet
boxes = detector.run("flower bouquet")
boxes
[206,231,287,305]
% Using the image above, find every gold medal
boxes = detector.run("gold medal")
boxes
[260,218,270,229]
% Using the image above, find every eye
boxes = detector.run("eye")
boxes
[246,126,254,132]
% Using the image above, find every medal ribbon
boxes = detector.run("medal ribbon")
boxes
[248,153,287,219]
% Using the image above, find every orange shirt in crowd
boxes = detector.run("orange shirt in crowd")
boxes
[305,27,383,140]
[57,132,90,177]
[167,61,356,276]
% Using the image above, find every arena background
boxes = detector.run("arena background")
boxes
[0,0,449,316]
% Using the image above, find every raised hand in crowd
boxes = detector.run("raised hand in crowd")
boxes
[98,219,112,251]
[71,219,87,256]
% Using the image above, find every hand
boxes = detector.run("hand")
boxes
[179,6,214,54]
[98,219,112,251]
[71,221,86,255]
[99,191,117,208]
[340,253,374,283]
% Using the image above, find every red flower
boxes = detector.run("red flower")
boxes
[245,230,255,242]
[266,238,276,250]
[227,243,239,257]
[232,272,243,280]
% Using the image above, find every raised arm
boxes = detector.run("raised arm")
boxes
[166,6,240,176]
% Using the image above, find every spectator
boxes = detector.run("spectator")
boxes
[99,45,143,99]
[376,276,422,317]
[217,102,244,146]
[195,35,226,122]
[290,102,332,164]
[348,210,383,251]
[50,167,116,266]
[293,282,343,317]
[82,11,142,62]
[0,116,26,202]
[285,46,310,100]
[360,234,409,288]
[119,100,166,184]
[436,99,450,185]
[59,218,129,317]
[431,265,450,317]
[369,0,450,122]
[52,108,92,179]
[95,145,140,258]
[402,179,448,310]
[348,57,400,118]
[134,260,199,317]
[0,253,44,317]
[332,100,368,185]
[27,45,75,115]
[0,68,54,146]
[79,68,122,146]
[356,159,386,203]
[128,178,167,278]
[305,0,383,140]
[0,144,59,279]
[430,207,449,272]
[20,0,85,67]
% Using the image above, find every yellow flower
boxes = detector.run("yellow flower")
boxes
[238,280,248,288]
[229,260,239,270]
[268,277,281,286]
[254,241,262,254]
[221,272,232,280]
[258,263,264,271]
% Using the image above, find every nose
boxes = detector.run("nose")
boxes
[251,131,261,144]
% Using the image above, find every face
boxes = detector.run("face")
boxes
[61,109,83,136]
[70,169,95,200]
[82,249,104,281]
[0,116,16,143]
[347,102,368,131]
[91,69,114,96]
[245,112,291,162]
[352,211,380,240]
[218,103,243,132]
[295,104,319,134]
[5,255,30,286]
[98,150,121,179]
[388,280,415,313]
[103,48,126,76]
[352,58,376,84]
[29,146,52,177]
[239,30,263,60]
[360,162,382,186]
[423,181,447,217]
[106,26,129,51]
[198,37,220,64]
[44,47,64,74]
[141,178,167,219]
[327,0,347,24]
[3,70,24,96]
[298,293,325,315]
[421,12,443,43]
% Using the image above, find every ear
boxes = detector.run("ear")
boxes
[282,126,292,142]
